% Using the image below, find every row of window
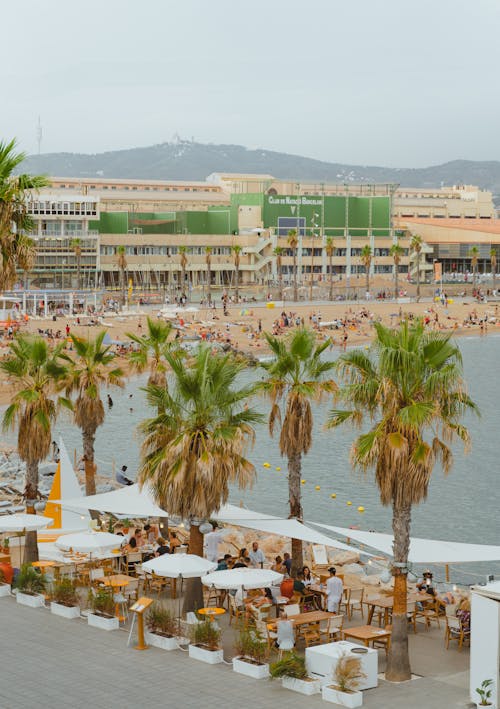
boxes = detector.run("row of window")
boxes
[280,265,408,275]
[57,184,219,193]
[28,202,98,216]
[100,246,233,256]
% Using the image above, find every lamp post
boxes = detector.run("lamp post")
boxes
[309,212,319,302]
[62,259,66,290]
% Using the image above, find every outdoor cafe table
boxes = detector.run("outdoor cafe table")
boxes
[268,610,332,633]
[366,592,434,626]
[342,624,392,648]
[101,574,134,621]
[198,607,226,622]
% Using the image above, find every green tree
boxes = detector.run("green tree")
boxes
[274,246,284,300]
[360,245,373,297]
[61,332,124,495]
[127,317,173,389]
[325,236,335,301]
[469,246,479,290]
[490,247,497,290]
[260,328,336,573]
[232,244,242,302]
[178,245,188,294]
[1,336,69,562]
[390,241,405,300]
[116,245,127,307]
[0,139,49,290]
[287,229,299,302]
[410,234,423,302]
[139,345,262,610]
[205,246,212,301]
[328,320,478,681]
[71,238,82,290]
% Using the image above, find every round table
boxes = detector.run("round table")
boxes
[198,607,226,622]
[32,560,56,575]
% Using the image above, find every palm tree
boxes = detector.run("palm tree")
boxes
[205,246,212,302]
[328,320,478,681]
[232,244,242,302]
[139,345,262,609]
[325,236,335,301]
[1,336,68,562]
[126,317,173,389]
[469,246,479,290]
[287,229,299,301]
[71,238,82,290]
[274,246,284,300]
[61,332,124,496]
[178,245,188,295]
[360,245,372,297]
[390,241,405,300]
[0,139,49,290]
[260,328,336,573]
[410,234,423,302]
[116,245,127,307]
[490,248,497,290]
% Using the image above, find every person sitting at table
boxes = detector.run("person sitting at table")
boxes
[326,566,343,613]
[169,531,182,552]
[155,537,170,556]
[126,528,145,551]
[144,523,158,544]
[302,566,317,587]
[456,597,471,632]
[416,570,436,596]
[271,555,285,573]
[232,556,249,568]
[283,552,292,576]
[216,553,232,570]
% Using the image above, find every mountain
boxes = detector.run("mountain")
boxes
[20,141,500,196]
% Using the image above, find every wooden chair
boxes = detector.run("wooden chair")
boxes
[89,568,106,587]
[416,598,441,630]
[203,586,222,607]
[302,622,322,648]
[320,613,344,642]
[282,603,300,617]
[444,615,470,651]
[146,572,170,598]
[124,552,142,576]
[228,594,244,625]
[343,587,364,620]
[299,592,319,612]
[406,601,417,633]
[372,625,392,655]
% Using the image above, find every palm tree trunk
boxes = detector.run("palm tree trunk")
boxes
[181,266,186,294]
[24,460,40,564]
[293,252,298,302]
[394,264,399,301]
[365,268,370,296]
[329,253,333,301]
[235,266,239,303]
[386,501,411,682]
[416,252,421,302]
[82,428,97,496]
[278,268,283,301]
[77,256,81,291]
[288,451,303,574]
[206,265,211,302]
[120,267,126,307]
[183,524,204,612]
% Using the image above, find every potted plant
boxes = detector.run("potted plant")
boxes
[145,602,179,650]
[50,578,81,619]
[476,679,494,708]
[87,588,119,631]
[14,564,47,608]
[270,651,321,695]
[188,618,223,664]
[322,652,366,707]
[121,519,131,534]
[233,626,270,679]
[1,537,9,554]
[0,568,11,598]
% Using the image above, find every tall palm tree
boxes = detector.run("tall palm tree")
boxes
[390,241,405,300]
[1,336,69,562]
[205,246,212,301]
[260,328,336,573]
[178,245,188,295]
[328,320,478,681]
[71,238,82,290]
[410,234,423,302]
[116,245,127,307]
[469,246,479,290]
[126,317,173,389]
[61,332,124,496]
[232,244,242,302]
[360,244,372,296]
[325,236,335,301]
[0,139,49,290]
[490,247,497,290]
[274,246,284,300]
[139,345,262,609]
[287,229,299,301]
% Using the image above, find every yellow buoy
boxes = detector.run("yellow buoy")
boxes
[330,493,336,499]
[315,485,321,491]
[263,462,270,468]
[347,501,352,506]
[301,479,306,484]
[275,467,281,471]
[357,506,365,513]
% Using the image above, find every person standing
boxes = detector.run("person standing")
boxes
[326,566,343,613]
[203,522,226,562]
[249,541,266,568]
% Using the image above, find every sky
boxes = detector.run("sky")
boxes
[1,0,499,168]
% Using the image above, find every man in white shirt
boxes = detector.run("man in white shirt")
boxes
[203,523,226,562]
[326,566,343,613]
[249,541,266,568]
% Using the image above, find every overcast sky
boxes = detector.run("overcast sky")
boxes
[1,0,498,167]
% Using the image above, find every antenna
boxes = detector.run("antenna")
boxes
[36,116,42,155]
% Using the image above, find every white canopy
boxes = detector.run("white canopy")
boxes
[54,483,167,518]
[55,531,124,553]
[0,514,54,532]
[312,522,500,565]
[142,554,216,579]
[201,567,283,590]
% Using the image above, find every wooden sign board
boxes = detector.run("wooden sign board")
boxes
[130,597,154,614]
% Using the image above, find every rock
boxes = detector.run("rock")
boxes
[341,563,364,575]
[330,551,360,566]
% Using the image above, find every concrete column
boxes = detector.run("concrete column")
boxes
[44,293,48,318]
[22,292,26,314]
[346,231,352,281]
[69,292,74,314]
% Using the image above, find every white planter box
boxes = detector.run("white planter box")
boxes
[322,685,363,707]
[232,657,269,679]
[188,644,223,664]
[145,630,178,651]
[16,591,45,608]
[50,602,81,619]
[0,584,11,598]
[282,676,321,695]
[87,612,119,631]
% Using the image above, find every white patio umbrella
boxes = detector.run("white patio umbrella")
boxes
[142,554,216,579]
[55,531,124,553]
[201,567,283,590]
[0,514,53,532]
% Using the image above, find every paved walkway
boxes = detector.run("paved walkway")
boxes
[0,600,474,709]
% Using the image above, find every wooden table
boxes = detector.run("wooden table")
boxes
[366,592,433,626]
[32,560,56,575]
[101,574,134,621]
[198,607,226,622]
[342,624,392,647]
[268,610,332,632]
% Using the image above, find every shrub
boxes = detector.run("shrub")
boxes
[14,564,47,596]
[270,652,308,679]
[333,652,366,692]
[52,578,79,607]
[234,627,268,665]
[189,618,221,650]
[88,587,115,617]
[146,602,179,637]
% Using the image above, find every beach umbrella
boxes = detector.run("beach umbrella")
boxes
[55,531,124,553]
[201,567,283,590]
[142,554,216,579]
[0,514,53,532]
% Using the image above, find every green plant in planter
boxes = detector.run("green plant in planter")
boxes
[88,587,115,618]
[270,651,308,679]
[14,564,47,596]
[52,578,79,607]
[235,627,268,665]
[0,568,5,585]
[476,679,493,706]
[189,619,221,651]
[332,652,366,692]
[2,537,9,552]
[146,602,179,637]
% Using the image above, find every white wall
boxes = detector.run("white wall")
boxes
[471,592,500,708]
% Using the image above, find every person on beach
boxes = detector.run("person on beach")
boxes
[326,567,343,613]
[116,465,134,486]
